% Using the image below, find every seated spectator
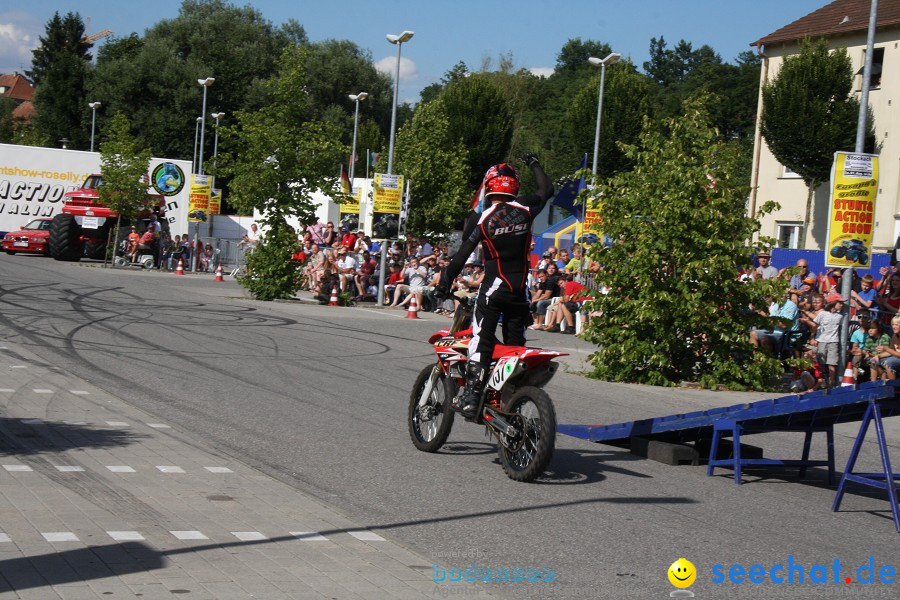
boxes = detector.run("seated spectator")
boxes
[126,226,140,261]
[384,262,405,305]
[322,222,337,247]
[855,317,888,381]
[750,291,801,355]
[354,251,378,299]
[789,348,824,393]
[339,227,357,251]
[529,265,559,329]
[563,244,583,274]
[335,247,358,293]
[199,243,214,272]
[396,256,429,309]
[136,226,155,260]
[876,272,900,327]
[872,315,900,379]
[542,272,591,332]
[555,249,570,270]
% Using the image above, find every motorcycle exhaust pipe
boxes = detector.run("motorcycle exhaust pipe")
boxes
[483,407,514,435]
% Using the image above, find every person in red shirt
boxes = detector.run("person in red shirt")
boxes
[340,227,357,250]
[354,251,377,299]
[542,273,590,333]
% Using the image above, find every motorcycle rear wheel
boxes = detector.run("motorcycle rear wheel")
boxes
[498,386,556,482]
[408,365,456,452]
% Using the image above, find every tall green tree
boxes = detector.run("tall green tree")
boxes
[761,38,873,248]
[393,99,470,235]
[98,112,153,260]
[440,75,513,189]
[28,12,93,148]
[583,94,783,390]
[218,46,345,300]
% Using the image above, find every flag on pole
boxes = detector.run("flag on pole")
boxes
[469,180,486,214]
[340,164,351,194]
[369,151,381,167]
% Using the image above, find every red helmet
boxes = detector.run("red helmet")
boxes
[483,163,520,198]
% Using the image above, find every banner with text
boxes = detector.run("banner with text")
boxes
[825,152,879,269]
[189,174,211,222]
[372,172,403,239]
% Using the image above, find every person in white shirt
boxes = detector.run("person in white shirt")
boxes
[336,247,359,293]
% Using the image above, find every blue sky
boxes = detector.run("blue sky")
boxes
[2,1,826,102]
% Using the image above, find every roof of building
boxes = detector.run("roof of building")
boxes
[0,73,34,102]
[753,0,900,48]
[11,101,35,121]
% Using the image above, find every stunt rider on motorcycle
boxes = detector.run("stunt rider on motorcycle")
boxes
[435,154,554,418]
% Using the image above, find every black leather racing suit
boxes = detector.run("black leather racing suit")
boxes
[443,161,554,373]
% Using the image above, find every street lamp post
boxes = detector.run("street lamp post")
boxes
[88,102,101,152]
[587,52,620,176]
[379,30,414,306]
[211,112,225,171]
[197,77,215,175]
[192,117,202,174]
[348,93,368,181]
[385,31,413,175]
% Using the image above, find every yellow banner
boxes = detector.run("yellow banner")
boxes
[209,188,221,216]
[189,174,211,222]
[826,152,878,269]
[340,185,361,214]
[373,173,403,213]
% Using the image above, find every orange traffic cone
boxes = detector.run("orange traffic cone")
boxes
[214,265,224,282]
[174,259,185,275]
[405,294,420,319]
[841,361,856,387]
[329,285,339,306]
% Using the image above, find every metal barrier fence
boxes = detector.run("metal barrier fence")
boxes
[158,236,251,274]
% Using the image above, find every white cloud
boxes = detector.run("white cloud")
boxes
[375,55,419,81]
[0,13,39,73]
[528,67,554,78]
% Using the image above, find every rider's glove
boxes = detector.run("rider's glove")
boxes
[434,282,450,302]
[521,153,540,168]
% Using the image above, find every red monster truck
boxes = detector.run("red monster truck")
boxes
[48,174,166,262]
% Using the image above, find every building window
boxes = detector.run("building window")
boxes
[857,47,884,89]
[776,222,802,249]
[782,165,801,179]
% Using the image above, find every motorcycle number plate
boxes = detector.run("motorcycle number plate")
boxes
[488,356,518,391]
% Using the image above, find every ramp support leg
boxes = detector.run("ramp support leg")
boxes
[833,400,900,532]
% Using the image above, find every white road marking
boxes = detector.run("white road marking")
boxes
[232,531,267,541]
[105,421,129,427]
[204,467,233,473]
[20,419,44,425]
[70,390,90,395]
[63,420,87,425]
[106,466,136,473]
[42,532,79,542]
[10,365,27,369]
[156,466,185,473]
[0,533,10,543]
[353,308,407,318]
[107,531,145,541]
[171,531,208,540]
[55,466,85,472]
[291,531,329,541]
[3,465,33,472]
[146,423,171,429]
[0,389,13,392]
[348,530,385,541]
[32,389,53,394]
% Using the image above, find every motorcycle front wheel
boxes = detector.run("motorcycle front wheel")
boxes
[408,365,456,452]
[498,386,556,482]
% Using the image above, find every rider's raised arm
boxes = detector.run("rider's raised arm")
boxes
[444,212,481,285]
[518,154,554,216]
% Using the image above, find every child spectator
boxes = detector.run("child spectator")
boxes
[873,315,900,380]
[790,348,823,393]
[858,320,891,381]
[851,273,879,321]
[809,293,846,387]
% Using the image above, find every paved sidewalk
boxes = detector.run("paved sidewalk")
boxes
[0,342,500,599]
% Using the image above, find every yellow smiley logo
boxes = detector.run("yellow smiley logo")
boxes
[668,558,696,588]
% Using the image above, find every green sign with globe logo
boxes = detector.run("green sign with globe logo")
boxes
[151,162,186,196]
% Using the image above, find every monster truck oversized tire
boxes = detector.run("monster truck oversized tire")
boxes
[49,213,83,262]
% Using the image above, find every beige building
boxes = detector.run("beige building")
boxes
[750,0,900,252]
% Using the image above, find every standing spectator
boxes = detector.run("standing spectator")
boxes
[876,272,900,327]
[536,250,554,271]
[808,293,846,388]
[159,233,174,270]
[755,251,778,279]
[307,222,325,247]
[563,244,583,273]
[555,249,570,270]
[851,274,879,321]
[335,247,358,293]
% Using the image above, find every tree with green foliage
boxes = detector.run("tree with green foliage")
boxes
[761,38,872,248]
[582,95,784,390]
[440,75,513,190]
[98,112,152,262]
[419,61,469,104]
[393,99,470,235]
[567,60,652,178]
[28,12,93,148]
[218,46,345,300]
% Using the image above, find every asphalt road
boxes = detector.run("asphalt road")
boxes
[1,255,899,600]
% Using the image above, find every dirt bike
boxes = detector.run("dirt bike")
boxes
[408,293,564,482]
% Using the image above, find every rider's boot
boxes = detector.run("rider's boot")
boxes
[453,362,487,418]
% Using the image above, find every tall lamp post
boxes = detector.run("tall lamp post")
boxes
[197,77,215,175]
[88,101,101,152]
[348,93,367,180]
[192,117,202,173]
[379,30,414,305]
[211,112,225,173]
[587,52,620,176]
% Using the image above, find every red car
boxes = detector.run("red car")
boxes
[2,217,54,255]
